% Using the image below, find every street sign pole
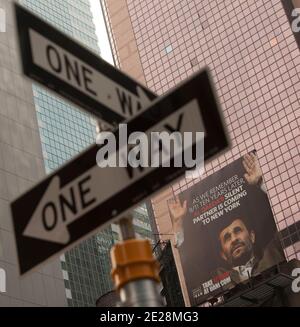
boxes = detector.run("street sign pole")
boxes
[111,217,164,307]
[95,123,164,307]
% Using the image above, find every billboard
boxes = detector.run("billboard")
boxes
[168,151,285,305]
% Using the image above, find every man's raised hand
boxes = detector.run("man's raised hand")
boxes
[243,152,262,185]
[167,195,187,232]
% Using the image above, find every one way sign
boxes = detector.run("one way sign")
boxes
[11,69,229,275]
[14,4,156,126]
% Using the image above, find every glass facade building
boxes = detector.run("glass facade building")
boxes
[0,0,67,306]
[19,0,154,306]
[104,0,300,305]
[20,0,114,307]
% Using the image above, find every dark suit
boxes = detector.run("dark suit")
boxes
[214,234,285,288]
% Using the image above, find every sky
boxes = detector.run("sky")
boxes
[89,0,114,65]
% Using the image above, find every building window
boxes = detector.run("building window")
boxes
[66,288,72,299]
[165,44,173,54]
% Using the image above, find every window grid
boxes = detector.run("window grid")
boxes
[126,0,300,257]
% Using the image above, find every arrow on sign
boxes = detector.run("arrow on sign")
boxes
[23,175,96,245]
[23,99,205,245]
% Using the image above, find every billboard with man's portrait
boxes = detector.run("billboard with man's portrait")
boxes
[168,151,285,306]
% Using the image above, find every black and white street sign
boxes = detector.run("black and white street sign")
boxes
[11,69,229,275]
[14,4,156,126]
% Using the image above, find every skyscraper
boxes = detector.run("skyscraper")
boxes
[0,0,66,306]
[18,0,118,307]
[17,0,154,307]
[103,0,300,305]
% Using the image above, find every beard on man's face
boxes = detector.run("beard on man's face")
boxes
[227,239,254,267]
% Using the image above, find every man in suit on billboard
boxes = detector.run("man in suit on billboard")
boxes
[168,152,285,286]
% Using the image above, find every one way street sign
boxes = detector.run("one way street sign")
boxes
[14,4,156,126]
[11,69,229,275]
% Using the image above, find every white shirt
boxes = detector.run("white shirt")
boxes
[232,257,255,281]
